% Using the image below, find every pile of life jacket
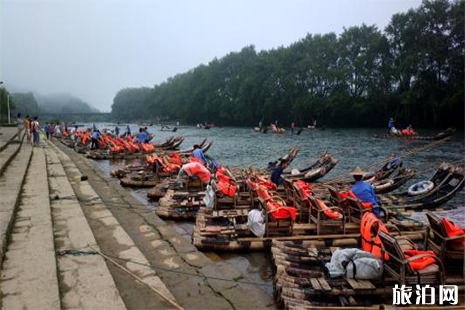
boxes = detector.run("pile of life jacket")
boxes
[360,212,437,271]
[182,161,211,183]
[213,167,237,198]
[147,153,183,174]
[246,175,277,192]
[401,128,417,135]
[293,180,342,220]
[66,131,159,154]
[247,177,296,221]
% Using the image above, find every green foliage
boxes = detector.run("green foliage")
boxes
[10,92,40,118]
[36,93,99,114]
[111,0,464,128]
[0,87,16,123]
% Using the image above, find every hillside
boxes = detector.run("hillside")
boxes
[36,93,100,114]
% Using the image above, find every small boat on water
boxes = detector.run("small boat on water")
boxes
[255,123,286,133]
[379,162,465,209]
[372,167,416,193]
[327,156,403,187]
[283,152,339,183]
[266,147,300,172]
[374,127,455,141]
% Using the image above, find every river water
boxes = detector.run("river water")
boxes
[91,124,464,298]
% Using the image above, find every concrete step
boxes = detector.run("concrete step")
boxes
[0,147,60,309]
[44,143,126,309]
[0,133,24,176]
[0,140,33,266]
[47,140,178,308]
[0,127,19,152]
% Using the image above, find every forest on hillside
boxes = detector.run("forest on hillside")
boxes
[0,91,99,123]
[112,0,464,129]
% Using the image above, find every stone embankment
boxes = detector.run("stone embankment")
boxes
[0,127,274,309]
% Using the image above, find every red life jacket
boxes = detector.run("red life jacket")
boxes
[442,217,465,248]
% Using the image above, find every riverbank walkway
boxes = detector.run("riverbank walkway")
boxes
[0,127,273,309]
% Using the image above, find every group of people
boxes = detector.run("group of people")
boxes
[136,127,151,143]
[387,117,417,136]
[17,113,67,147]
[19,114,40,147]
[270,160,381,218]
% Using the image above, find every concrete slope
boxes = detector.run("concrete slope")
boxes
[45,144,126,309]
[0,138,32,267]
[48,140,180,309]
[0,148,60,309]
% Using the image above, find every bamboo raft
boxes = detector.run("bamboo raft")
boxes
[85,137,213,160]
[271,240,464,309]
[283,152,339,183]
[192,202,426,251]
[374,127,456,141]
[156,189,205,220]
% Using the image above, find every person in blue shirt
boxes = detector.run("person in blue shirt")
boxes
[350,166,381,217]
[192,144,207,165]
[387,117,395,133]
[44,122,51,140]
[91,129,100,150]
[271,159,289,186]
[115,126,120,137]
[138,128,148,143]
[126,125,131,136]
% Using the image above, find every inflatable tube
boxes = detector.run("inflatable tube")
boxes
[408,180,434,196]
[374,179,394,191]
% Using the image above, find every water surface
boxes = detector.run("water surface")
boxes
[93,125,464,297]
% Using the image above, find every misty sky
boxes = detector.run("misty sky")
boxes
[1,0,422,112]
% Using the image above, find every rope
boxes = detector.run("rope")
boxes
[57,245,323,292]
[324,138,450,184]
[88,245,184,310]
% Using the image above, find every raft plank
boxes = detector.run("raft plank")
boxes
[346,278,375,290]
[310,278,322,291]
[317,278,332,291]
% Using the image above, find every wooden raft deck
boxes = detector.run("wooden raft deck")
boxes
[271,240,465,309]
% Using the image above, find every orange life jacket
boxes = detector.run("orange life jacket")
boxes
[403,250,437,270]
[215,170,237,197]
[295,180,313,196]
[345,190,373,209]
[315,197,342,220]
[256,185,297,221]
[183,162,211,183]
[169,152,183,165]
[266,201,297,221]
[361,212,390,260]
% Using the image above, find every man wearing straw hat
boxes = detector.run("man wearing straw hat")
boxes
[350,166,381,218]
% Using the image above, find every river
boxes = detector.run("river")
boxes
[91,124,464,298]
